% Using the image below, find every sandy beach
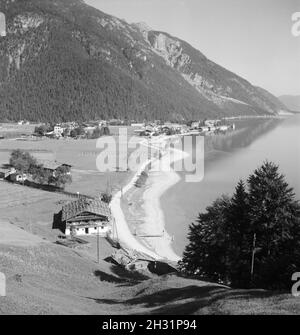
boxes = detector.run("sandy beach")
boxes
[110,135,188,262]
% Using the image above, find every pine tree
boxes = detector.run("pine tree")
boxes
[247,161,300,289]
[180,196,231,283]
[224,180,252,287]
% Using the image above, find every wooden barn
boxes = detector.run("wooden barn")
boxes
[62,198,112,237]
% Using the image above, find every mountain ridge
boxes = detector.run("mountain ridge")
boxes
[278,95,300,112]
[0,0,288,122]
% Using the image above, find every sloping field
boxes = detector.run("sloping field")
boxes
[0,182,69,241]
[0,240,299,315]
[0,221,44,247]
[0,182,64,210]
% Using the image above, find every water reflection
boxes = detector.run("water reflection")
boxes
[205,118,283,153]
[163,115,300,256]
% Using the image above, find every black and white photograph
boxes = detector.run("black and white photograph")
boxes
[0,0,300,319]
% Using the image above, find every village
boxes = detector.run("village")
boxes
[1,117,236,141]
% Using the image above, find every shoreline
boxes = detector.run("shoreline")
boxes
[138,139,187,262]
[110,118,278,262]
[110,135,187,262]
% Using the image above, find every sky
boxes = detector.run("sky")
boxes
[85,0,300,96]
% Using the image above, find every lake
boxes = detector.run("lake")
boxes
[162,115,300,256]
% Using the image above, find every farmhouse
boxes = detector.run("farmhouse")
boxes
[38,160,72,177]
[62,198,112,236]
[53,124,64,136]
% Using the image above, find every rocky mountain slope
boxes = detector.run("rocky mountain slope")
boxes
[278,95,300,112]
[0,0,288,122]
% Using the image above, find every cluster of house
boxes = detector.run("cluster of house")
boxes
[133,122,189,137]
[17,120,30,125]
[38,120,109,139]
[190,119,235,133]
[43,122,79,138]
[0,160,72,183]
[132,119,236,138]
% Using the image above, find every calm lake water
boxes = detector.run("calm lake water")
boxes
[162,115,300,256]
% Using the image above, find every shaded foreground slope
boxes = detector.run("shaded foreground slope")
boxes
[0,237,299,315]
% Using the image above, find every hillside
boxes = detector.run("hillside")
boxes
[278,95,300,112]
[1,234,299,315]
[0,0,288,122]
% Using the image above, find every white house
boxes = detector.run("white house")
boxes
[191,121,200,129]
[62,198,112,237]
[10,173,27,183]
[205,120,221,127]
[53,125,64,136]
[218,125,230,131]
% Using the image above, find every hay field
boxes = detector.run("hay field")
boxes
[0,182,69,241]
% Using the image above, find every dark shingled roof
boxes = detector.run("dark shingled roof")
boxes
[62,198,111,222]
[38,159,72,171]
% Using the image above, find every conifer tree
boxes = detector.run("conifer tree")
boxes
[225,180,252,287]
[181,162,300,290]
[247,161,300,289]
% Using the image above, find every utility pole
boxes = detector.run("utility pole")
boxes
[251,233,257,282]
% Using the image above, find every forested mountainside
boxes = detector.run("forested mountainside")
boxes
[0,0,288,122]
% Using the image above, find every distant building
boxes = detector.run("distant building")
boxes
[205,120,221,127]
[191,121,200,129]
[53,125,64,137]
[98,120,108,127]
[9,173,27,183]
[38,160,72,177]
[17,120,30,125]
[218,125,230,131]
[199,126,210,132]
[61,198,112,236]
[83,126,96,133]
[0,167,16,180]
